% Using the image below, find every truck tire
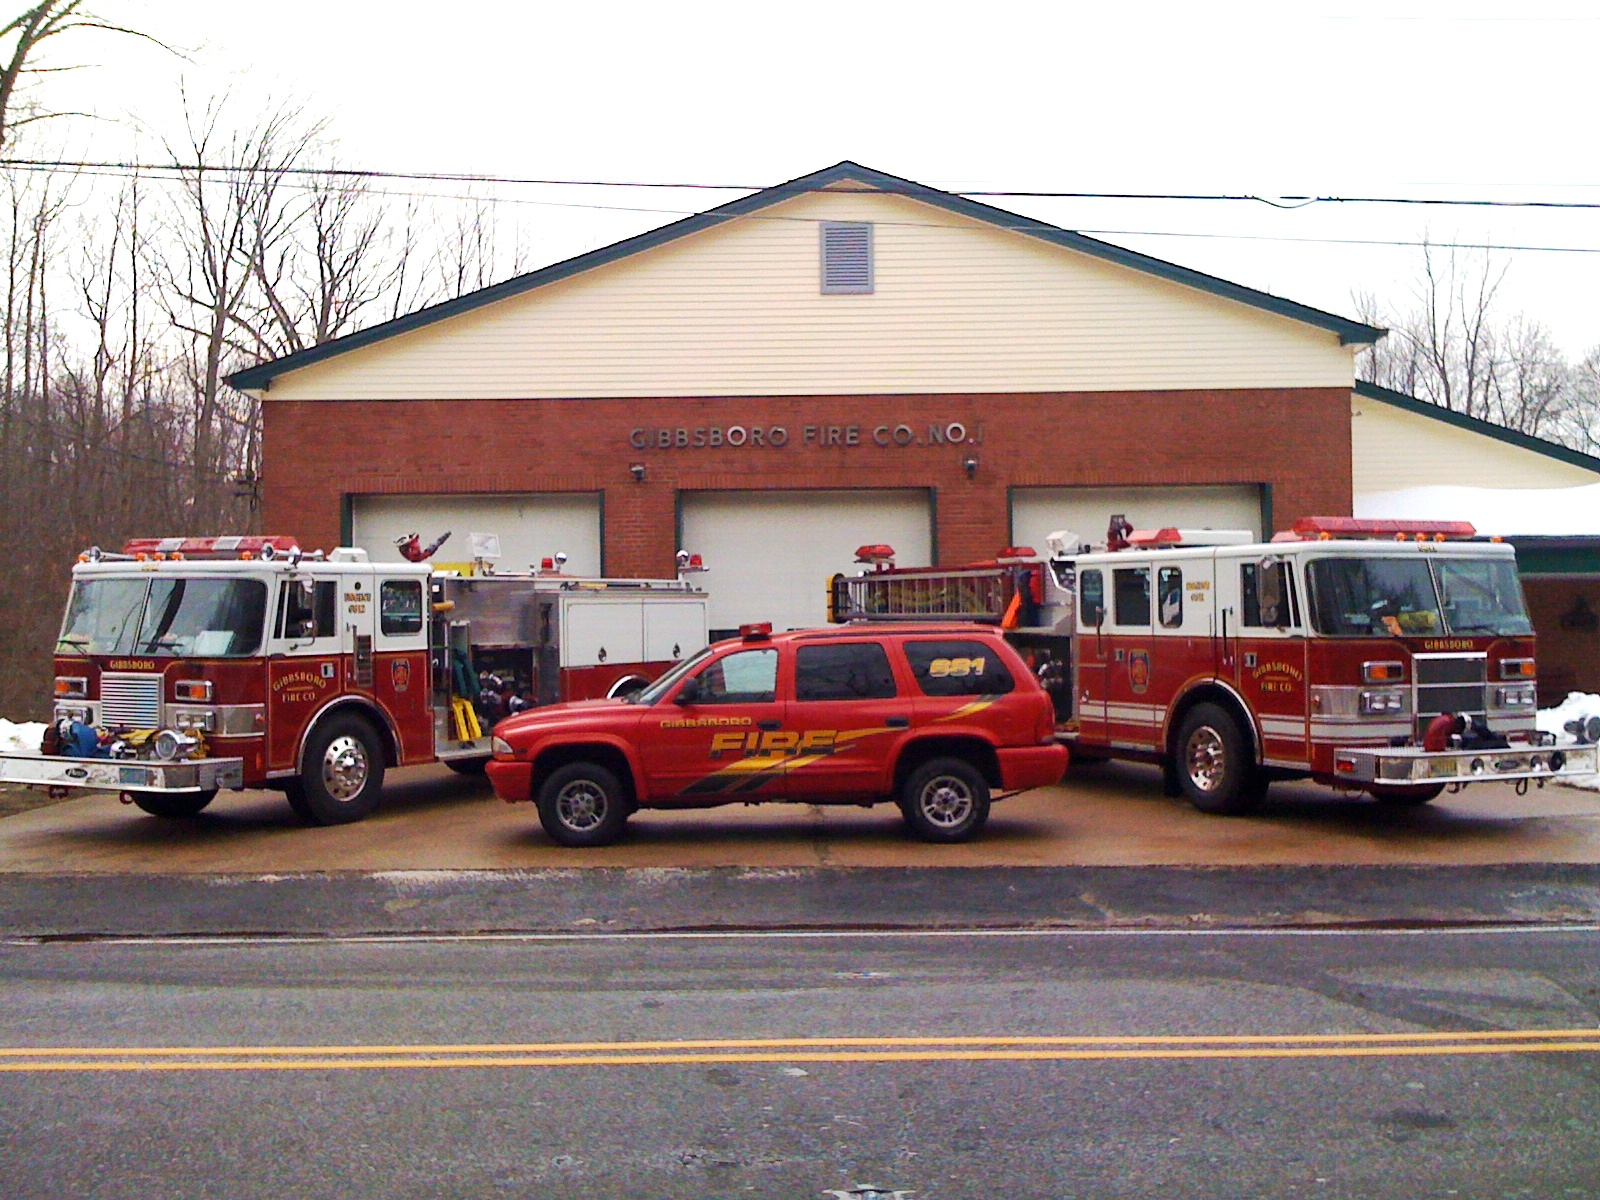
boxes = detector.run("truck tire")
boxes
[1369,783,1446,806]
[899,758,991,843]
[295,713,386,826]
[132,790,216,819]
[537,762,630,847]
[1174,703,1261,815]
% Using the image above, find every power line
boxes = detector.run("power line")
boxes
[3,157,1600,211]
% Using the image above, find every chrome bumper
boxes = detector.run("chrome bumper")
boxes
[0,752,244,794]
[1332,742,1599,786]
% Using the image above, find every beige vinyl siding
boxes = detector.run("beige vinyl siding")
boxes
[262,188,1357,402]
[1351,397,1600,497]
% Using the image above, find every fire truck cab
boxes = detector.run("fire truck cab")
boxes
[831,517,1600,814]
[0,536,709,825]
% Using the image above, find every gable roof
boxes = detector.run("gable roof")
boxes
[227,160,1386,392]
[1355,380,1600,474]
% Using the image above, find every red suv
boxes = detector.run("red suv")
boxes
[486,623,1068,846]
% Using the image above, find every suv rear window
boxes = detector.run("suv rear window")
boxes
[903,639,1015,697]
[796,642,897,701]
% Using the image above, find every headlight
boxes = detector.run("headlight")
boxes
[1495,685,1536,709]
[491,736,515,757]
[1359,689,1406,715]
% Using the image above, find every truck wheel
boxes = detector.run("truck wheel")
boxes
[900,758,990,843]
[296,714,386,826]
[537,762,630,847]
[132,790,216,819]
[1369,783,1445,806]
[1174,703,1261,815]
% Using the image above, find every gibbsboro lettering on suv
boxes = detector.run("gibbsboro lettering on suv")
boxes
[485,622,1069,846]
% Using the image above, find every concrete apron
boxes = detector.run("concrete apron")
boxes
[4,762,1600,939]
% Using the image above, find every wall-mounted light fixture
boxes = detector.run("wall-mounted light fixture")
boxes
[963,456,979,479]
[630,462,646,482]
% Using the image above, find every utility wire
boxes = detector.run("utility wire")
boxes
[2,157,1600,211]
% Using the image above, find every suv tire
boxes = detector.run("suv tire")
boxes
[538,762,630,847]
[900,758,990,843]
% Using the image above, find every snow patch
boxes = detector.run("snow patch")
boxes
[0,719,44,756]
[1537,692,1600,792]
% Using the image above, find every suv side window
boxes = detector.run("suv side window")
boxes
[695,648,778,704]
[796,642,897,701]
[904,639,1015,697]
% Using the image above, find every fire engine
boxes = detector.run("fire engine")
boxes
[0,535,710,825]
[829,517,1599,814]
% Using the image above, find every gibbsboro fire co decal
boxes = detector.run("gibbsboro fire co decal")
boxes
[391,657,411,693]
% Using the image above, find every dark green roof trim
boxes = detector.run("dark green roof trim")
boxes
[1502,537,1600,577]
[228,160,1385,391]
[1355,381,1600,476]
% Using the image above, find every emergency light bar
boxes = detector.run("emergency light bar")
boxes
[1122,528,1255,549]
[1287,517,1477,541]
[114,535,303,561]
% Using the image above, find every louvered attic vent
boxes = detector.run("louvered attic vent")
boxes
[820,221,873,294]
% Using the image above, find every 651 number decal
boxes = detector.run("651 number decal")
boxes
[928,656,986,678]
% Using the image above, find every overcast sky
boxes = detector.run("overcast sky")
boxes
[36,1,1600,356]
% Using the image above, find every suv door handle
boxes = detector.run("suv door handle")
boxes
[885,716,909,728]
[758,719,781,731]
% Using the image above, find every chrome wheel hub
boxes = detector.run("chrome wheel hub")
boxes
[557,780,608,830]
[1184,726,1226,793]
[321,735,370,802]
[920,777,973,828]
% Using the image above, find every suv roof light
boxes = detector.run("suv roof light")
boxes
[739,622,773,641]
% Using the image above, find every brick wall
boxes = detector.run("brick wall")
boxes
[263,388,1353,574]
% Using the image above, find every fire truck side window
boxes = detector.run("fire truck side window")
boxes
[1157,567,1183,628]
[1113,568,1151,627]
[1242,560,1298,629]
[380,580,425,636]
[1079,570,1105,628]
[277,579,336,640]
[795,642,897,701]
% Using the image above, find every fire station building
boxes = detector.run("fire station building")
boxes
[229,161,1600,649]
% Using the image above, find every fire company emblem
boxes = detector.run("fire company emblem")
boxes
[1128,649,1151,695]
[391,657,411,693]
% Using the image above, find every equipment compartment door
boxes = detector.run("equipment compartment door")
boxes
[561,597,646,669]
[643,599,707,666]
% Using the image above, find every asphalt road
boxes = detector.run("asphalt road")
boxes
[3,924,1599,1199]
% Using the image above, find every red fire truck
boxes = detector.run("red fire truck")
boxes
[829,517,1599,814]
[0,536,710,824]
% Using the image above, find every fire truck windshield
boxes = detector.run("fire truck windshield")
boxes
[57,576,269,658]
[1304,555,1530,638]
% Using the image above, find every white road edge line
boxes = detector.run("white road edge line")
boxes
[5,923,1600,948]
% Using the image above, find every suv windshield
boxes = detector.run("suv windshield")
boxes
[58,576,269,657]
[1305,555,1529,638]
[630,646,716,705]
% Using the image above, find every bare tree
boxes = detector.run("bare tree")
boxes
[0,2,169,147]
[1356,240,1598,449]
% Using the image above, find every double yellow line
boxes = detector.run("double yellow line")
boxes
[4,1030,1600,1073]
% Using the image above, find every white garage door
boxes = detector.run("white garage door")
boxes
[682,490,932,636]
[352,493,602,574]
[1011,485,1263,554]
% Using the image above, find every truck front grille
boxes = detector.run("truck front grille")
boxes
[1414,654,1486,737]
[100,673,162,729]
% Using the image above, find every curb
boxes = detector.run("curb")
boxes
[5,863,1600,940]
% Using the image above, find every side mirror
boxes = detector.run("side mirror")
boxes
[675,676,701,706]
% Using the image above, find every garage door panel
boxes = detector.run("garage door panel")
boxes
[1011,486,1262,555]
[683,490,931,635]
[352,494,602,574]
